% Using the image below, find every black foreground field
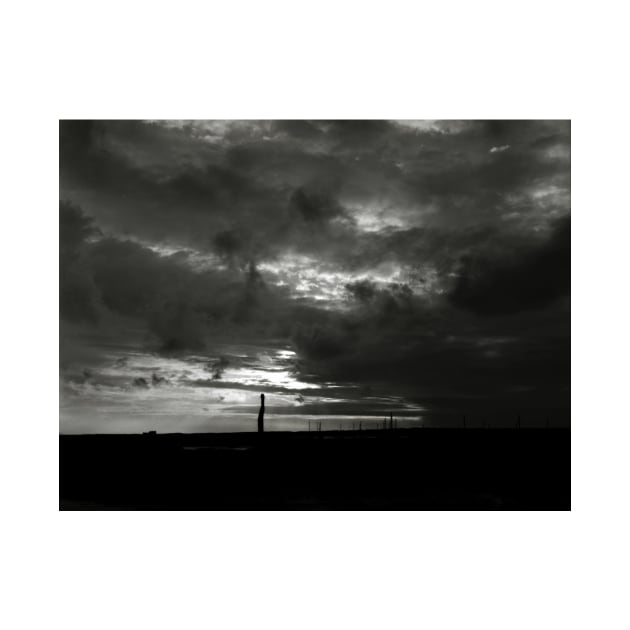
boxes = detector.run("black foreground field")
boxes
[60,428,570,510]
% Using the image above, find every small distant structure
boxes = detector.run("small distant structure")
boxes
[143,430,157,436]
[258,393,265,433]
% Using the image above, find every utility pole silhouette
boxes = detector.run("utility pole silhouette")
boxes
[257,393,265,433]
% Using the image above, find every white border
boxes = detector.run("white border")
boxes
[3,2,630,629]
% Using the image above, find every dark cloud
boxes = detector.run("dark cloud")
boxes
[324,120,394,148]
[59,202,297,352]
[271,120,323,139]
[207,356,230,380]
[213,228,251,267]
[292,293,570,413]
[152,372,168,385]
[289,187,346,224]
[59,200,102,323]
[345,280,415,321]
[449,215,570,314]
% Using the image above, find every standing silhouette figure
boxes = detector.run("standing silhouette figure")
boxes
[257,393,265,433]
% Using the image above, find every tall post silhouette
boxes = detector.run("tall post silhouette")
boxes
[257,393,265,433]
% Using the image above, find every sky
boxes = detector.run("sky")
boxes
[59,120,570,433]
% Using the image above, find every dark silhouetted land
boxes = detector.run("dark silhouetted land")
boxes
[60,427,570,510]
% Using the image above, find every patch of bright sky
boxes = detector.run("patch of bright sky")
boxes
[258,254,430,305]
[391,120,472,134]
[60,343,425,433]
[150,120,276,145]
[62,345,315,433]
[542,143,570,162]
[111,236,227,272]
[258,254,346,303]
[347,204,408,232]
[501,181,570,233]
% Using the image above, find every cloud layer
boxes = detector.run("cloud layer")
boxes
[60,120,570,428]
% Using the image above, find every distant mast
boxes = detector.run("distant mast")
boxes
[257,393,265,433]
